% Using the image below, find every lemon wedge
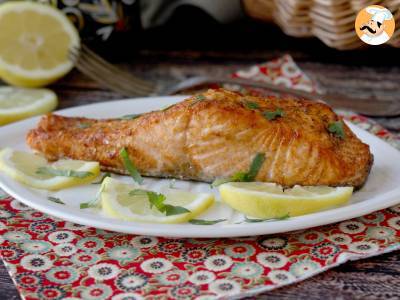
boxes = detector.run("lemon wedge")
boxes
[101,177,215,224]
[0,148,99,190]
[0,87,57,125]
[219,182,353,218]
[0,2,80,87]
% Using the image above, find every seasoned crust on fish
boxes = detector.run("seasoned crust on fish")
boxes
[26,89,373,188]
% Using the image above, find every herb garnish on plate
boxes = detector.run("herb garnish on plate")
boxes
[120,148,143,184]
[328,120,345,139]
[189,219,226,225]
[211,152,266,187]
[129,189,190,216]
[48,196,64,205]
[263,108,285,120]
[244,213,290,223]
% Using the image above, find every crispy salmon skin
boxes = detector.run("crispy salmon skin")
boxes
[27,89,373,188]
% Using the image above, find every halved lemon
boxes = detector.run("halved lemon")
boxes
[0,2,80,87]
[219,182,353,218]
[0,87,57,125]
[101,177,215,224]
[0,148,99,190]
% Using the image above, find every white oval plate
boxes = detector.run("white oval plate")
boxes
[1,96,400,238]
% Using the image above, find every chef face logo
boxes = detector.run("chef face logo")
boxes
[355,5,395,45]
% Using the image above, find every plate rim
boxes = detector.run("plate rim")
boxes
[1,96,400,238]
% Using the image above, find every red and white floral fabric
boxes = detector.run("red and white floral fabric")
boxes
[0,56,399,300]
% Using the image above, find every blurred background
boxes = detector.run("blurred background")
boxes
[0,0,399,128]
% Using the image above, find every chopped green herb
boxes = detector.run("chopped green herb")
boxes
[276,213,290,220]
[129,189,148,196]
[230,172,248,182]
[244,213,290,223]
[245,153,266,181]
[120,148,143,184]
[147,191,166,211]
[328,121,345,139]
[80,185,104,209]
[211,153,266,187]
[92,172,111,184]
[263,108,284,120]
[79,203,91,209]
[120,114,142,120]
[48,196,64,205]
[129,189,190,216]
[36,167,93,179]
[164,205,190,216]
[189,219,226,225]
[243,101,260,110]
[77,122,91,129]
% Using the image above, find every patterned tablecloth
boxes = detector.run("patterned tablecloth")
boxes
[0,56,399,300]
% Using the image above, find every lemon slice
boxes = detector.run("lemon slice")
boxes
[219,182,353,218]
[0,148,99,190]
[0,2,80,87]
[0,87,57,125]
[101,177,215,224]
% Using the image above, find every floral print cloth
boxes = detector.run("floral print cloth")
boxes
[0,56,399,300]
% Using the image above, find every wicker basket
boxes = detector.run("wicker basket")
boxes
[243,0,400,49]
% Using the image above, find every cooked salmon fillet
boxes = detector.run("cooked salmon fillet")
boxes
[27,89,373,188]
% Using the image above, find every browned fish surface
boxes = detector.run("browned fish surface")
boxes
[27,89,373,188]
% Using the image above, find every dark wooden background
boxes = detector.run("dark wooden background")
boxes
[1,10,400,299]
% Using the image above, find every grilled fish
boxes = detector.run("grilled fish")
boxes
[27,89,373,188]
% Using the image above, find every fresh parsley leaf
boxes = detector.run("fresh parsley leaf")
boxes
[79,203,91,209]
[189,219,226,225]
[48,196,64,205]
[164,205,190,216]
[36,167,93,179]
[231,172,248,182]
[211,153,266,187]
[244,213,290,223]
[263,108,284,120]
[147,191,166,211]
[129,189,148,196]
[77,122,91,129]
[245,152,266,181]
[276,213,290,220]
[328,121,345,139]
[120,114,142,120]
[92,172,111,184]
[120,148,143,184]
[129,189,190,216]
[243,101,260,110]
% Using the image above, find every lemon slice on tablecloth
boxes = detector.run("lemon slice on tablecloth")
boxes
[0,2,80,87]
[101,177,215,224]
[0,87,57,125]
[219,182,353,218]
[0,148,99,190]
